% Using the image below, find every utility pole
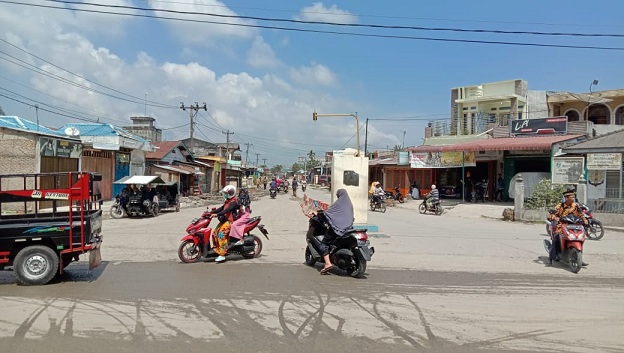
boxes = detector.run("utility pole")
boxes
[262,158,267,167]
[222,129,234,160]
[255,153,260,168]
[180,102,207,154]
[244,142,253,167]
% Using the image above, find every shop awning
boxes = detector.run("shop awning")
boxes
[410,135,582,153]
[153,164,194,175]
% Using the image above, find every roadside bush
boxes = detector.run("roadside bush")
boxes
[525,178,566,210]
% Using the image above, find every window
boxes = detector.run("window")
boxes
[615,106,624,125]
[566,110,580,122]
[588,104,610,125]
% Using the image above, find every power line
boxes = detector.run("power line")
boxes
[4,1,622,50]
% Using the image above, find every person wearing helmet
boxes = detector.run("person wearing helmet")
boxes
[269,177,278,191]
[372,182,385,205]
[209,185,240,262]
[425,184,439,209]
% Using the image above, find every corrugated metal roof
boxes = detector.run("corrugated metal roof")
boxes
[563,129,624,153]
[147,141,183,160]
[0,116,74,138]
[58,123,150,143]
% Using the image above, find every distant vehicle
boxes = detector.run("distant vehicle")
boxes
[317,175,329,186]
[439,185,461,199]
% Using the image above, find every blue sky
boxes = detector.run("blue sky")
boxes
[1,1,623,167]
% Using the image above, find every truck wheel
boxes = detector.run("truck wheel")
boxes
[14,246,59,285]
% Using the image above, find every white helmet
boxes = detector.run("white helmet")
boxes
[431,184,436,189]
[221,185,236,199]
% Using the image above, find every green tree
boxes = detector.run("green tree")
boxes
[307,150,321,168]
[291,162,303,173]
[525,178,566,210]
[270,164,283,175]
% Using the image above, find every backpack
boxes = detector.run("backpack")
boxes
[237,188,251,207]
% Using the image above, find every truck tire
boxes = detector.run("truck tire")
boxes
[14,245,59,286]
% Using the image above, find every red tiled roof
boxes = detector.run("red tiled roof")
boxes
[409,135,582,153]
[147,141,183,160]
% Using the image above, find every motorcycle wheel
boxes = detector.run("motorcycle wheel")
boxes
[418,203,426,214]
[381,203,386,213]
[109,205,125,219]
[241,235,263,259]
[304,247,316,266]
[569,248,582,274]
[370,201,375,211]
[178,240,201,263]
[349,256,367,278]
[435,204,442,215]
[586,220,604,240]
[398,194,404,203]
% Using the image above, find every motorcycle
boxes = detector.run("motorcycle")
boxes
[109,193,128,219]
[545,208,557,237]
[269,188,277,199]
[390,186,404,203]
[369,195,386,213]
[543,214,586,273]
[125,191,159,217]
[579,204,604,240]
[178,209,269,263]
[301,182,307,192]
[304,210,374,278]
[280,183,289,193]
[472,180,487,203]
[419,197,442,215]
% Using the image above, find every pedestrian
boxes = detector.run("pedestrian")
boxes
[262,176,267,190]
[462,171,474,202]
[495,174,505,201]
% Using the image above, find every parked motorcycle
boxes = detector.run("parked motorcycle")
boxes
[269,188,277,199]
[390,186,404,203]
[304,210,374,278]
[472,180,487,203]
[419,197,442,215]
[178,209,269,263]
[543,214,586,273]
[369,195,386,213]
[580,204,604,240]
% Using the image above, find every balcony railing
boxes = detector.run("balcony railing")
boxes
[431,113,520,137]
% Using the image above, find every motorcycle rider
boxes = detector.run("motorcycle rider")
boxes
[372,182,385,206]
[312,189,354,275]
[425,184,439,209]
[270,177,278,190]
[548,190,589,266]
[301,178,307,191]
[209,185,239,263]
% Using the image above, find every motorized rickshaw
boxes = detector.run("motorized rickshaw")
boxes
[110,175,165,218]
[155,181,181,212]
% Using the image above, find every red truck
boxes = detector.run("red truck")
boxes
[0,171,103,285]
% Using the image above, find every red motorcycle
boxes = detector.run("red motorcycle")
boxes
[543,214,586,273]
[178,209,269,263]
[546,205,604,241]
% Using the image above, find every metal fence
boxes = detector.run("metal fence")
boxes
[590,198,624,214]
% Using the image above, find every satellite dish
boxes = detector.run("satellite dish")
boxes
[64,127,80,136]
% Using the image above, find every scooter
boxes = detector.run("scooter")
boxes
[392,186,404,203]
[304,210,374,278]
[269,188,277,199]
[419,197,442,215]
[301,183,307,192]
[178,209,269,263]
[543,214,586,273]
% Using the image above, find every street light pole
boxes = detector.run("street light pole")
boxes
[312,112,361,156]
[586,79,599,121]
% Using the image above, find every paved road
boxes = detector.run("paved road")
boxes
[1,186,623,352]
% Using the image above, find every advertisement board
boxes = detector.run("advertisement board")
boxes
[510,116,567,136]
[410,151,476,169]
[39,137,82,158]
[552,157,584,184]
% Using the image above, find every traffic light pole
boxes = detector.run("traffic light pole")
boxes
[312,112,360,156]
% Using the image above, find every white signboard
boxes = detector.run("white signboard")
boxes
[552,157,584,184]
[587,153,622,170]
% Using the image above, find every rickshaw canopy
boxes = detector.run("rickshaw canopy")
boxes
[113,175,166,185]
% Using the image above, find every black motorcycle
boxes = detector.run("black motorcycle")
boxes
[370,195,386,213]
[472,180,487,203]
[301,183,307,192]
[109,193,128,219]
[304,211,374,278]
[269,188,277,199]
[419,197,442,215]
[392,186,404,203]
[124,191,158,217]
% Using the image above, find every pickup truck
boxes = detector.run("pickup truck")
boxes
[0,172,103,285]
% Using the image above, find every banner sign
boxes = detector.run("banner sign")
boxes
[510,116,567,136]
[39,137,82,158]
[587,153,622,170]
[552,157,584,184]
[410,151,476,169]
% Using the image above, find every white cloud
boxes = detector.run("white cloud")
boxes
[295,3,358,24]
[290,63,337,86]
[147,0,256,44]
[247,37,279,69]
